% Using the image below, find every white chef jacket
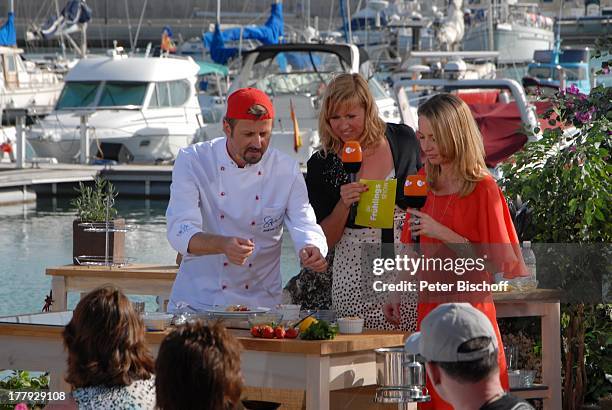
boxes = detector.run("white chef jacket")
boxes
[166,137,328,311]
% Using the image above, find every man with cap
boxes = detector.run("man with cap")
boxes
[405,303,534,410]
[166,88,328,311]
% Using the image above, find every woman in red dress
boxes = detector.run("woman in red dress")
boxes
[385,93,524,409]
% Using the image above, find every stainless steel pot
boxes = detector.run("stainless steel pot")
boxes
[375,347,408,387]
[403,357,426,387]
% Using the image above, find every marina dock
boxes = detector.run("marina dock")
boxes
[0,163,173,204]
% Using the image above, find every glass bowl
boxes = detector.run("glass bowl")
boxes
[247,312,284,327]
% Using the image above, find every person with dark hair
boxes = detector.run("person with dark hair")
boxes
[166,87,327,311]
[45,286,156,410]
[405,303,534,410]
[155,321,243,410]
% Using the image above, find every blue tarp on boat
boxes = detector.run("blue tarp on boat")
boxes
[40,0,92,39]
[203,2,284,65]
[0,12,16,46]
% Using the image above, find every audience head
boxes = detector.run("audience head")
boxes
[405,303,499,403]
[319,73,386,154]
[156,320,243,410]
[417,93,488,196]
[63,286,154,388]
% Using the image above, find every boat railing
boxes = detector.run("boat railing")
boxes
[393,78,541,142]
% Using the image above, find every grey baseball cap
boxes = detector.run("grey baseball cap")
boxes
[404,303,498,362]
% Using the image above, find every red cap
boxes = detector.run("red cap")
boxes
[226,88,275,120]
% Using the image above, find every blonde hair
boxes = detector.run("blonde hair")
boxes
[418,93,488,197]
[319,73,386,155]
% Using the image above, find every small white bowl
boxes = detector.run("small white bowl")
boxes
[143,312,173,331]
[337,317,364,334]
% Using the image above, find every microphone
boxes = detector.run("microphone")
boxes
[403,175,428,242]
[341,141,362,182]
[341,141,363,222]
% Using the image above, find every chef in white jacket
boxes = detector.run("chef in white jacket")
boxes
[166,88,328,311]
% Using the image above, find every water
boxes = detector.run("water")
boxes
[0,198,300,317]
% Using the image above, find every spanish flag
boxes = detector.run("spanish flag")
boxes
[290,98,302,153]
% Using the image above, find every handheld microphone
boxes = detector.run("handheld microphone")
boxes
[341,141,362,183]
[403,175,428,242]
[341,141,363,222]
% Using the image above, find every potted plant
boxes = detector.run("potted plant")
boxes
[70,177,125,265]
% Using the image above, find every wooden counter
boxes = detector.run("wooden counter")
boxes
[0,312,408,410]
[43,264,562,409]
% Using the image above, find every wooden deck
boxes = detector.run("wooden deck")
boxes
[0,163,174,202]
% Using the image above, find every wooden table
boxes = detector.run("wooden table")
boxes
[494,289,563,410]
[44,264,562,409]
[46,264,178,311]
[0,312,409,410]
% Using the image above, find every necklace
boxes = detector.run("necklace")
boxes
[431,192,456,223]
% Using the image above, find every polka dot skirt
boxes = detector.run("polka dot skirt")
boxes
[332,207,418,331]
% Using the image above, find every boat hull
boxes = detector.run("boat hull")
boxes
[463,24,554,63]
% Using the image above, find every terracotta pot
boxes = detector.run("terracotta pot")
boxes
[72,218,126,265]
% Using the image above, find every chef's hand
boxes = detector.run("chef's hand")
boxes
[299,246,328,272]
[222,237,255,265]
[339,182,368,208]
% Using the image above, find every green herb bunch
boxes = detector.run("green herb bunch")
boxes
[300,320,338,340]
[71,177,118,222]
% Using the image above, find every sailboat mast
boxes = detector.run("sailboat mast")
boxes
[9,0,13,13]
[54,0,67,59]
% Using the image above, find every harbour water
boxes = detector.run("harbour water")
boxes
[0,198,300,317]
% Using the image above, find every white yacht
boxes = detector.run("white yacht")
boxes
[0,46,63,120]
[199,43,401,167]
[462,2,554,64]
[27,50,203,163]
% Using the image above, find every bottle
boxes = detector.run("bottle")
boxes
[521,241,537,289]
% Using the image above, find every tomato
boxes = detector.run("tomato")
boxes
[261,325,275,339]
[285,328,299,339]
[250,326,261,337]
[274,326,286,339]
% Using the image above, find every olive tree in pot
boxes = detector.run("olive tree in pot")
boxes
[71,177,125,265]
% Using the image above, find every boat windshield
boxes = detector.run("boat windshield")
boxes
[528,66,587,81]
[56,82,99,109]
[56,81,148,109]
[248,51,346,96]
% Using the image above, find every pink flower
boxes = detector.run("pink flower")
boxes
[14,403,29,410]
[566,84,580,95]
[575,111,592,123]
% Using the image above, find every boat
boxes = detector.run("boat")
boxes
[0,10,63,122]
[27,48,203,164]
[523,47,594,94]
[393,65,543,170]
[462,2,555,64]
[198,42,401,167]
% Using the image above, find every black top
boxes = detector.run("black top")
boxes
[305,123,421,229]
[479,394,535,410]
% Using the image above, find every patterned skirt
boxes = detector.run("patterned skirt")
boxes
[332,223,418,331]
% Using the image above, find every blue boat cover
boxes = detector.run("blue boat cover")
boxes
[0,12,16,46]
[41,0,92,39]
[203,2,284,65]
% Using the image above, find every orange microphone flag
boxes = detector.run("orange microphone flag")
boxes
[290,98,302,153]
